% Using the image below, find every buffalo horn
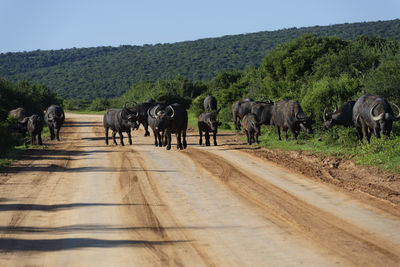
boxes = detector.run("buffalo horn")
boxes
[166,105,175,120]
[295,112,306,122]
[323,107,327,122]
[148,105,159,119]
[370,103,385,121]
[392,103,400,120]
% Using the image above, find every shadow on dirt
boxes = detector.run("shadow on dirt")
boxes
[0,238,189,251]
[0,202,149,212]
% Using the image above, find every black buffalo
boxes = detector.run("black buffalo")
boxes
[148,103,188,150]
[232,98,254,130]
[323,101,356,129]
[8,107,28,136]
[27,115,43,145]
[271,100,314,140]
[198,112,221,146]
[103,105,138,146]
[130,101,162,136]
[147,103,168,147]
[251,102,274,126]
[203,95,218,112]
[44,104,65,141]
[353,94,400,143]
[232,98,273,130]
[242,113,261,145]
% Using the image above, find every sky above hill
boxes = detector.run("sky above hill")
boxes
[1,0,399,53]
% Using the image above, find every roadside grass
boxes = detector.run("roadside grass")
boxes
[232,123,400,173]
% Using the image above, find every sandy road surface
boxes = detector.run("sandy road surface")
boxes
[0,113,399,266]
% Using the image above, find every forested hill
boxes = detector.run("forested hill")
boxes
[1,19,400,99]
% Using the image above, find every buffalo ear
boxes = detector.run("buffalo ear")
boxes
[218,121,222,126]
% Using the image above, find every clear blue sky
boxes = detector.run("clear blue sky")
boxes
[1,0,399,53]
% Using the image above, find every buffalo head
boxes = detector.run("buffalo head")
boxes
[296,112,314,134]
[148,104,176,131]
[121,104,139,129]
[370,102,400,136]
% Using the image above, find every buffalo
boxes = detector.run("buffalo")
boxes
[353,94,400,143]
[44,104,65,141]
[8,107,28,136]
[271,100,314,141]
[323,101,356,129]
[148,103,188,150]
[251,102,274,126]
[203,95,218,112]
[242,113,261,145]
[232,98,273,130]
[198,112,221,146]
[147,103,168,147]
[130,100,162,136]
[103,105,138,146]
[27,115,43,145]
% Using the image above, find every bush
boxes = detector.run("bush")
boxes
[89,98,110,111]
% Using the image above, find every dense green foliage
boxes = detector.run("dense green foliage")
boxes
[1,19,400,99]
[0,78,60,155]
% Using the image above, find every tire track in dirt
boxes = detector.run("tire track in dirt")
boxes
[183,148,400,266]
[112,147,218,267]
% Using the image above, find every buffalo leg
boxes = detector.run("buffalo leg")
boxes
[112,131,118,145]
[199,130,203,145]
[166,132,172,150]
[158,131,163,147]
[245,130,251,145]
[276,126,281,140]
[205,131,210,146]
[152,129,159,146]
[284,129,289,140]
[355,127,363,143]
[182,130,187,149]
[213,131,217,146]
[373,128,380,139]
[38,133,43,145]
[49,127,55,140]
[361,122,370,143]
[177,132,183,150]
[144,123,150,137]
[56,128,60,141]
[30,132,34,145]
[290,127,297,140]
[118,130,124,146]
[127,130,132,145]
[105,127,109,145]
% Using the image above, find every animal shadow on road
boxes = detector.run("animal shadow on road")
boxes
[0,237,189,252]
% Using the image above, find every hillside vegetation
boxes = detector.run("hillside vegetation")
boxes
[1,19,400,99]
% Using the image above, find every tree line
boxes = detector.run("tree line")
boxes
[1,19,400,99]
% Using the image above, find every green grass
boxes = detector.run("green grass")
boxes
[0,126,51,168]
[240,125,400,173]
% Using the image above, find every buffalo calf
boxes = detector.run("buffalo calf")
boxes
[27,115,43,145]
[198,112,221,146]
[242,113,261,145]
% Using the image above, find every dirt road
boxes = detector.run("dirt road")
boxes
[1,113,399,266]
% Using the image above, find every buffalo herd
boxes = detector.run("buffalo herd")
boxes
[8,104,65,145]
[8,94,399,150]
[102,93,399,150]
